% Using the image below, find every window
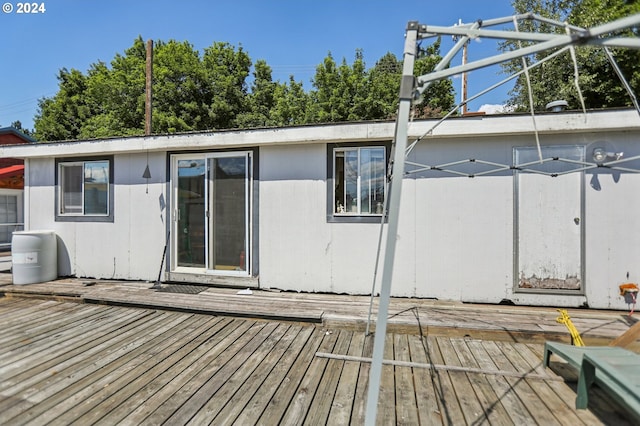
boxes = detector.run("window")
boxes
[329,144,387,222]
[0,195,19,246]
[56,157,113,222]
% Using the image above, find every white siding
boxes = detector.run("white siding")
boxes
[13,111,640,310]
[25,153,167,281]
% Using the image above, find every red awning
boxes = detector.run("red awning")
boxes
[0,164,24,179]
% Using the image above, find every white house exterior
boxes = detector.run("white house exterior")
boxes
[3,108,640,310]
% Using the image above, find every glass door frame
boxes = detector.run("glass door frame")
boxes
[170,151,253,277]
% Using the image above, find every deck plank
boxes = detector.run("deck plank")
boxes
[0,308,156,400]
[234,326,321,425]
[496,341,585,425]
[87,316,231,425]
[163,322,279,425]
[482,340,560,425]
[394,333,420,425]
[114,316,240,425]
[343,332,373,424]
[67,313,230,425]
[449,338,512,426]
[17,311,202,425]
[326,330,365,425]
[436,336,489,425]
[465,339,536,425]
[139,319,262,425]
[185,323,291,424]
[417,336,467,425]
[303,330,353,425]
[407,335,445,425]
[278,329,339,425]
[0,306,142,377]
[210,324,310,425]
[0,303,109,354]
[0,295,627,426]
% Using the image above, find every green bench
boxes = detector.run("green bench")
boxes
[544,341,640,423]
[576,349,640,423]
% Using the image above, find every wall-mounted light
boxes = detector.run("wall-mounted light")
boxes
[593,147,624,163]
[142,150,151,194]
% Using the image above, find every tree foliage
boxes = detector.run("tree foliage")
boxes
[33,36,455,141]
[502,0,640,111]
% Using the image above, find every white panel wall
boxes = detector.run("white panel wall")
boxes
[257,130,640,309]
[25,153,167,281]
[20,116,640,310]
[408,137,515,302]
[259,144,332,292]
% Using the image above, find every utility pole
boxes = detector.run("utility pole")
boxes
[454,19,469,115]
[461,40,468,115]
[145,39,153,136]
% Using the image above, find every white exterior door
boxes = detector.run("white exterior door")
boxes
[515,146,584,292]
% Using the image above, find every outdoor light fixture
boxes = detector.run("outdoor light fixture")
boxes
[142,150,152,193]
[592,147,624,163]
[142,164,151,179]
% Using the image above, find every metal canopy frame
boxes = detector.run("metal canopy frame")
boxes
[365,12,640,425]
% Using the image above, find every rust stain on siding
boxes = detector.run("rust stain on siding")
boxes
[519,273,581,290]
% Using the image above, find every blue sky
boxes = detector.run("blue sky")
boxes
[0,0,518,130]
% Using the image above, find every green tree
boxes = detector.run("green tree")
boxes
[34,36,456,141]
[308,50,373,122]
[269,76,310,126]
[308,52,342,123]
[34,68,92,141]
[35,38,254,140]
[413,38,456,118]
[7,121,33,137]
[503,0,640,111]
[202,42,252,129]
[363,52,402,120]
[236,60,278,128]
[152,40,209,133]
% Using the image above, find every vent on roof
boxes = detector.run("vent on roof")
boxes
[545,100,568,112]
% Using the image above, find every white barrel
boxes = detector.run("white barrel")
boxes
[11,230,58,285]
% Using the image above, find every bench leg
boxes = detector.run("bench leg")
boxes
[543,347,551,367]
[576,360,596,409]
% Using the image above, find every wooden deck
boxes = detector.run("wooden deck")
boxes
[0,275,636,346]
[0,296,637,425]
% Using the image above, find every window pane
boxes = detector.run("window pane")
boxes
[210,156,247,271]
[333,147,386,216]
[363,148,385,214]
[84,161,109,215]
[0,195,7,219]
[177,159,206,267]
[345,150,358,213]
[61,165,83,214]
[334,151,345,213]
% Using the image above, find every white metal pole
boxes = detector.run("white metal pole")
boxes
[364,21,419,426]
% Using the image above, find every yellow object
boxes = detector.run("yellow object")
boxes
[556,309,585,347]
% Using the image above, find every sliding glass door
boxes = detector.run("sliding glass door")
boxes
[173,152,251,275]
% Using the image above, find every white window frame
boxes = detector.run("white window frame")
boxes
[56,157,113,222]
[332,146,386,217]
